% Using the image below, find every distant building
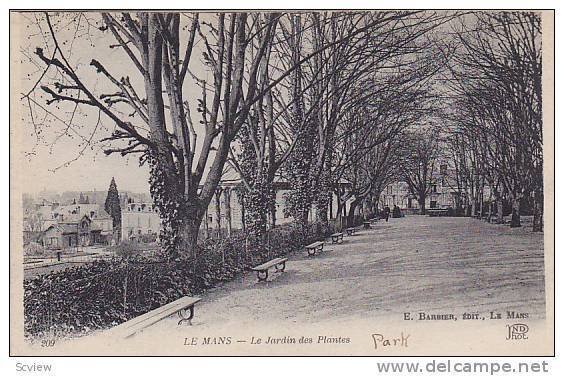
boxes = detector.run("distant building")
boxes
[381,163,461,211]
[121,201,160,241]
[37,200,115,250]
[42,223,81,250]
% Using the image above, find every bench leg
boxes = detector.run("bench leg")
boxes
[275,262,286,272]
[178,305,195,326]
[257,270,269,282]
[307,248,316,257]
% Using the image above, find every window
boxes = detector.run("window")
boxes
[430,200,437,208]
[432,184,437,193]
[440,164,448,175]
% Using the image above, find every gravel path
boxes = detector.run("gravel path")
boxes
[134,215,545,336]
[39,215,547,355]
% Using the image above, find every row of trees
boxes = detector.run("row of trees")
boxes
[444,12,543,230]
[22,11,450,258]
[21,10,543,262]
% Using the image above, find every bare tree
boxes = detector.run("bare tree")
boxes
[399,128,440,215]
[447,12,542,229]
[21,11,392,257]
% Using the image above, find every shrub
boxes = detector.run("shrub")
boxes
[111,240,138,259]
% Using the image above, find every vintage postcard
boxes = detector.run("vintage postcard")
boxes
[9,9,554,356]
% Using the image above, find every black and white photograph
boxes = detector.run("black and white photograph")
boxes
[9,8,554,357]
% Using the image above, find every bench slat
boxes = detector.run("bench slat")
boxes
[306,241,324,248]
[111,296,201,336]
[116,307,190,338]
[252,257,287,271]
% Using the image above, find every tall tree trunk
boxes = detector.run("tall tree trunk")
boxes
[179,216,203,262]
[418,196,426,215]
[270,202,277,229]
[223,188,232,236]
[316,201,329,223]
[335,190,343,220]
[348,199,360,224]
[204,209,210,239]
[471,193,478,218]
[488,200,494,223]
[496,195,504,224]
[240,192,246,232]
[362,197,371,220]
[455,193,462,216]
[478,187,484,220]
[215,190,222,237]
[533,189,543,232]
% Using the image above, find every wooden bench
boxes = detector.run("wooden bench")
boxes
[363,221,371,229]
[345,227,356,236]
[428,209,449,217]
[110,296,202,339]
[330,232,344,244]
[251,257,288,282]
[305,241,324,256]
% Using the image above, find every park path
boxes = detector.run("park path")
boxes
[131,215,545,339]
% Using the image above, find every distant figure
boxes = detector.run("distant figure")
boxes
[384,205,390,222]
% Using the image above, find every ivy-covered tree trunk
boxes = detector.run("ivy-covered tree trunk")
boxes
[179,215,203,257]
[314,177,330,223]
[241,183,272,238]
